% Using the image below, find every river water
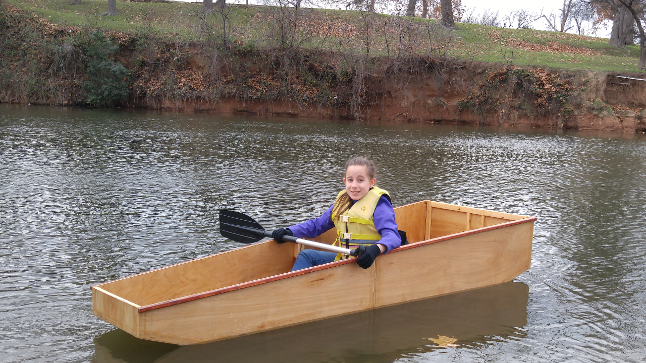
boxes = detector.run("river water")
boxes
[1,104,645,362]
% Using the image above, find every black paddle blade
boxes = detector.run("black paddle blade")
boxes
[219,210,269,244]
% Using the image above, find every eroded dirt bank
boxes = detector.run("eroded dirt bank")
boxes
[1,3,646,133]
[142,58,646,133]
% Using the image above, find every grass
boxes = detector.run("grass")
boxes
[453,23,641,72]
[5,0,258,38]
[4,0,645,73]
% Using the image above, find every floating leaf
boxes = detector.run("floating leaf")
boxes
[427,335,458,347]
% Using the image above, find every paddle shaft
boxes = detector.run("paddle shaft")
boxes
[278,234,354,255]
[256,230,353,255]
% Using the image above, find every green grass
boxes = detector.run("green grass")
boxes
[5,0,256,39]
[5,0,645,73]
[453,23,642,72]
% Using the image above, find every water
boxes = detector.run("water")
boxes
[1,104,645,362]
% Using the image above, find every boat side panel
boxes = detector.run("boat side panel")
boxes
[98,242,296,307]
[394,201,428,244]
[429,206,516,239]
[374,221,534,308]
[92,288,140,338]
[429,201,527,221]
[429,207,469,238]
[139,264,375,345]
[485,216,510,227]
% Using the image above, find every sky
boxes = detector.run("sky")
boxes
[461,0,561,16]
[460,0,611,37]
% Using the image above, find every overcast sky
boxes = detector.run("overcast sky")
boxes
[461,0,558,15]
[461,0,611,37]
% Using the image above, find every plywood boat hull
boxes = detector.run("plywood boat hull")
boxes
[92,201,535,345]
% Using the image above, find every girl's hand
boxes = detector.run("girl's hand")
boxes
[271,228,293,244]
[356,244,382,269]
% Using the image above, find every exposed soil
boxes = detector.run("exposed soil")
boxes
[158,57,646,133]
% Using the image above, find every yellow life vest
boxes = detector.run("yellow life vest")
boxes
[331,187,389,260]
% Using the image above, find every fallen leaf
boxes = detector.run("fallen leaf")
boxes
[427,335,458,347]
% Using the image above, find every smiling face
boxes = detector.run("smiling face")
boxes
[343,164,376,201]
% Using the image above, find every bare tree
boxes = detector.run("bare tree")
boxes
[503,9,541,29]
[345,0,374,11]
[359,9,378,56]
[440,0,456,28]
[204,0,213,12]
[570,0,598,35]
[542,0,576,32]
[610,5,636,46]
[204,0,225,13]
[406,0,417,17]
[214,0,233,48]
[588,0,636,47]
[263,0,306,50]
[463,9,500,27]
[616,0,646,69]
[107,0,117,16]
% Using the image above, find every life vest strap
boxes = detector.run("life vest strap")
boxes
[337,231,381,242]
[341,215,374,225]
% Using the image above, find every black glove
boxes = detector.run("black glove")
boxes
[356,244,381,269]
[271,228,293,244]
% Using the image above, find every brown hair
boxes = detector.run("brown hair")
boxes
[331,156,377,220]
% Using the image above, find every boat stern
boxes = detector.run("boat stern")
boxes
[92,286,141,339]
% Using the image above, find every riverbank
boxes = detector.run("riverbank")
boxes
[2,0,646,132]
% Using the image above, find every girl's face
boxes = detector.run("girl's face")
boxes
[343,165,376,201]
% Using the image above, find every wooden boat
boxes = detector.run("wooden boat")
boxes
[92,200,535,345]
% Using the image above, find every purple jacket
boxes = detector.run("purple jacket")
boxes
[288,196,401,253]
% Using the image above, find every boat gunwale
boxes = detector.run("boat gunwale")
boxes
[131,215,536,313]
[93,286,141,308]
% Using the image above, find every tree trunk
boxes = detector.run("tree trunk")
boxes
[558,0,574,32]
[215,0,225,9]
[441,0,456,29]
[609,6,634,47]
[422,0,428,18]
[203,0,213,12]
[631,7,646,69]
[107,0,117,16]
[69,0,81,5]
[616,0,645,69]
[406,0,417,17]
[640,37,646,70]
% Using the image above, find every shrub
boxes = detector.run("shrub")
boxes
[81,31,129,107]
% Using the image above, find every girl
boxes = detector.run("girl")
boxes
[272,156,401,271]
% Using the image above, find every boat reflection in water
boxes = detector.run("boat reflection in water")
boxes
[93,281,528,363]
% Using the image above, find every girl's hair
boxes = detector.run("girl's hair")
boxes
[331,156,377,220]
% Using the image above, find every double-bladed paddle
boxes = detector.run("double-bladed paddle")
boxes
[219,209,363,257]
